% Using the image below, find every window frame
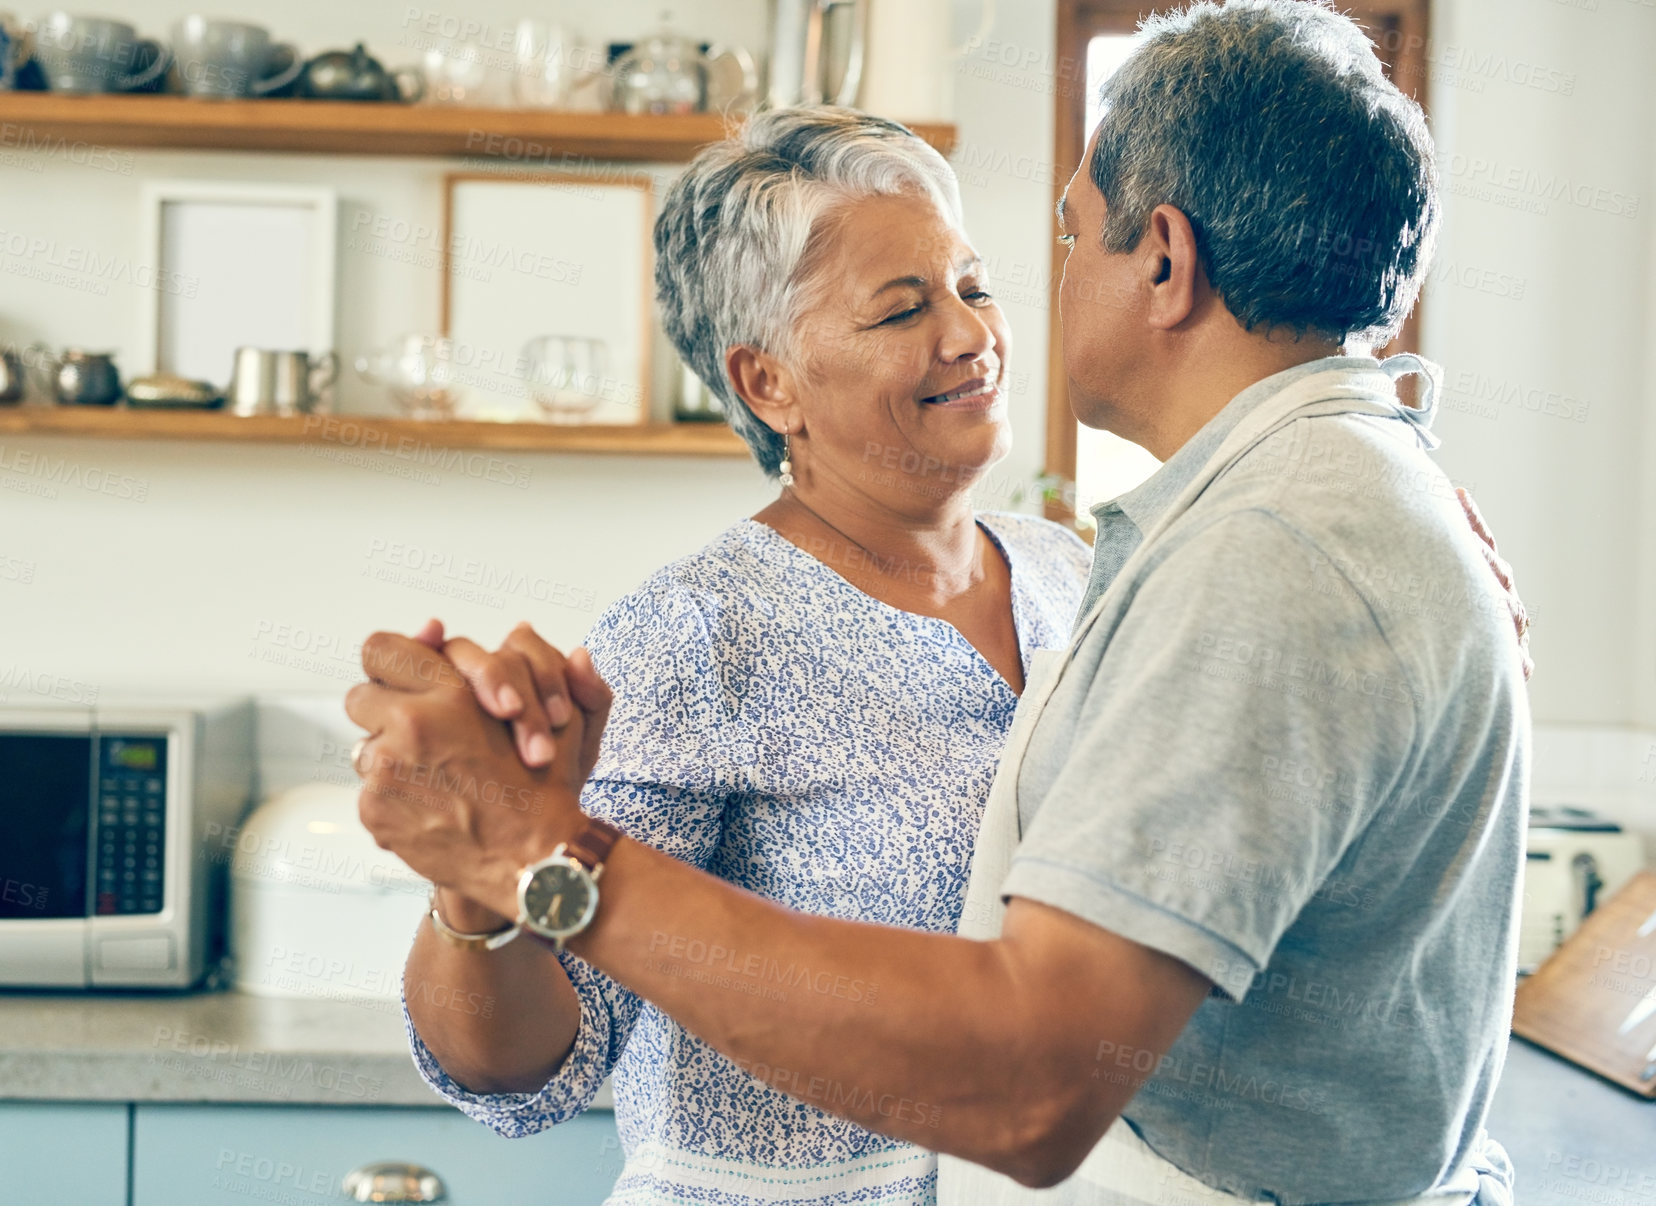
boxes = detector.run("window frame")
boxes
[1044,0,1432,523]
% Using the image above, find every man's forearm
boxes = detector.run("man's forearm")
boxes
[347,628,1205,1184]
[406,889,584,1095]
[570,839,1040,1170]
[553,838,1200,1186]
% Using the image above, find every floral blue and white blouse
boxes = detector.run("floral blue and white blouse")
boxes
[404,512,1090,1206]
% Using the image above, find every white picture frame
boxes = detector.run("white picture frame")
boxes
[442,172,653,426]
[137,181,338,386]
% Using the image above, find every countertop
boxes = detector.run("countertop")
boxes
[0,988,436,1106]
[1486,1038,1655,1203]
[0,988,613,1110]
[0,988,1644,1188]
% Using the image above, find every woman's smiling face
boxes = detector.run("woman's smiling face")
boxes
[786,191,1013,505]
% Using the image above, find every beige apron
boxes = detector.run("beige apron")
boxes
[939,358,1488,1206]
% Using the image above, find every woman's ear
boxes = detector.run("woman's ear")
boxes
[1143,204,1200,331]
[727,345,800,435]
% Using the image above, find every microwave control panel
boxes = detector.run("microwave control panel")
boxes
[94,735,168,915]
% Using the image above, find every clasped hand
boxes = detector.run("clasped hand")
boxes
[345,619,612,921]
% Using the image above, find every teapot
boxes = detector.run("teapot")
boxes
[299,43,422,102]
[0,346,24,402]
[0,12,30,91]
[610,21,756,115]
[28,345,122,406]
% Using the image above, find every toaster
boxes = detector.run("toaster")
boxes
[1518,807,1647,973]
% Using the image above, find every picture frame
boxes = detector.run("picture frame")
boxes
[137,181,339,385]
[441,171,653,426]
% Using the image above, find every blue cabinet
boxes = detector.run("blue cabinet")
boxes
[133,1104,620,1206]
[0,1102,130,1205]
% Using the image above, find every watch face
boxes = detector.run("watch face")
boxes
[521,858,597,939]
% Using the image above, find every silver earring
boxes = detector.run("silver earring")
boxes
[779,432,795,488]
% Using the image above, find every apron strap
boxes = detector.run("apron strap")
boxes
[1379,351,1443,451]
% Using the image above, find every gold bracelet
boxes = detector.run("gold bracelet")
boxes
[428,891,522,952]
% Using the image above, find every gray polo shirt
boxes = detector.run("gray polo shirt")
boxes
[1003,358,1529,1202]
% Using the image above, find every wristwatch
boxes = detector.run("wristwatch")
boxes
[516,816,624,950]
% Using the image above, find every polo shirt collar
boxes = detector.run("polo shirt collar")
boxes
[1088,355,1382,538]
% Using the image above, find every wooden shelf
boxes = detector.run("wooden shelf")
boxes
[0,98,949,462]
[0,405,750,457]
[0,94,958,161]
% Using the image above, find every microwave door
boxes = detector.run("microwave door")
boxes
[0,710,96,987]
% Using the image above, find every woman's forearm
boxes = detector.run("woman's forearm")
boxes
[404,888,584,1095]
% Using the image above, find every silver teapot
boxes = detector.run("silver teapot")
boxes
[29,345,122,406]
[0,346,24,402]
[0,12,30,91]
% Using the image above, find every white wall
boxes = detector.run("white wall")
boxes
[1,0,1652,750]
[1639,113,1656,733]
[955,0,1656,735]
[1421,0,1655,730]
[947,0,1060,512]
[0,0,1057,701]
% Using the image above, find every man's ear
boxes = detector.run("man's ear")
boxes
[726,344,800,435]
[1143,204,1200,331]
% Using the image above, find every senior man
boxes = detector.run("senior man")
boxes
[348,3,1528,1202]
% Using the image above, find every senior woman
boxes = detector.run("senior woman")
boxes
[402,106,1092,1206]
[397,107,1528,1206]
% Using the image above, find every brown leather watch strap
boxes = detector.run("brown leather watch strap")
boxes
[564,815,623,872]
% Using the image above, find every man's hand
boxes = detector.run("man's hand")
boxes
[1456,489,1533,681]
[345,628,610,919]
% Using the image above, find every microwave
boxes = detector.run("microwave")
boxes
[0,697,254,989]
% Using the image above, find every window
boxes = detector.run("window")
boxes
[1075,32,1158,513]
[1047,0,1431,525]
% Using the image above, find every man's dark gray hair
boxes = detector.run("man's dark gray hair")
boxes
[1093,0,1439,345]
[655,107,963,476]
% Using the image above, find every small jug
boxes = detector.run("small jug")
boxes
[228,347,337,416]
[271,350,338,415]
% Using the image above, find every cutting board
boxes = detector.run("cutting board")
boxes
[1512,869,1656,1098]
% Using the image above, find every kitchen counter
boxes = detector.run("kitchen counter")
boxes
[0,988,435,1106]
[1488,1038,1655,1203]
[0,987,1642,1179]
[0,988,612,1110]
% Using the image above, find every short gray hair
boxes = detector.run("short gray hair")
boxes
[1093,0,1439,345]
[655,106,964,476]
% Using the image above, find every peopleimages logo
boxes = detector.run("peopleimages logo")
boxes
[0,666,98,705]
[1439,153,1639,219]
[0,122,135,173]
[364,538,597,612]
[300,416,533,488]
[346,210,584,286]
[0,229,197,295]
[1444,370,1592,423]
[0,443,150,501]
